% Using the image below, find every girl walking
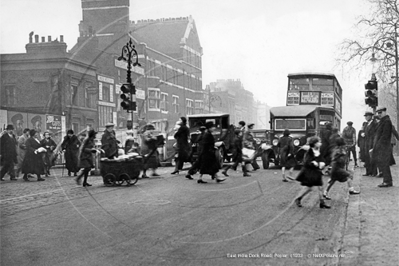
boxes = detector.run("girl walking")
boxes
[295,136,330,209]
[75,129,97,187]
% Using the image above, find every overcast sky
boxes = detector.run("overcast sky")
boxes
[0,0,375,129]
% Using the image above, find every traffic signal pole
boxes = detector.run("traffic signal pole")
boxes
[117,38,141,129]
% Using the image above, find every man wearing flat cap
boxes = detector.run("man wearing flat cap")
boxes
[101,122,119,159]
[0,125,18,181]
[371,107,393,187]
[362,111,378,176]
[342,121,358,167]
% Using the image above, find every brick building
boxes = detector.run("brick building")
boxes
[71,0,204,133]
[0,33,98,140]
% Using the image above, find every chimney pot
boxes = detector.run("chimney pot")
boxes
[35,35,39,43]
[41,37,45,42]
[60,35,64,42]
[48,36,51,42]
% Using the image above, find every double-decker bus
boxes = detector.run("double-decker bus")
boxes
[261,73,343,168]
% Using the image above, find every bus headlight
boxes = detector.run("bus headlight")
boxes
[293,139,300,146]
[272,139,279,146]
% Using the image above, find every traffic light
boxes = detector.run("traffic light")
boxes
[364,79,378,108]
[120,83,136,112]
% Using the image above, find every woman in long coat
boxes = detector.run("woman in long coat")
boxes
[61,129,81,176]
[172,117,191,174]
[40,131,57,176]
[323,137,360,200]
[295,136,329,209]
[75,129,97,187]
[197,122,225,184]
[22,129,46,181]
[141,124,160,178]
[278,129,296,182]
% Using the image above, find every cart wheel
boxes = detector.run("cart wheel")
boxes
[115,176,124,186]
[120,173,131,186]
[130,174,139,186]
[103,173,116,187]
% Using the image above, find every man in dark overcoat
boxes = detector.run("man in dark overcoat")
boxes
[0,125,18,181]
[172,117,191,174]
[61,129,81,176]
[363,112,378,176]
[101,123,119,159]
[371,107,393,187]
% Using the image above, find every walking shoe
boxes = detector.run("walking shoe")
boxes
[378,183,393,188]
[37,177,45,181]
[319,200,331,209]
[349,190,360,195]
[197,179,207,184]
[216,178,226,183]
[152,173,160,177]
[10,177,17,181]
[221,171,229,177]
[185,174,193,180]
[141,175,149,178]
[83,183,92,187]
[295,198,302,207]
[323,193,331,200]
[282,179,289,182]
[243,173,251,177]
[171,170,179,175]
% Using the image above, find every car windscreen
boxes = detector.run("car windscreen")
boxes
[275,119,306,130]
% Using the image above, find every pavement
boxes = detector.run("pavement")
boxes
[339,155,399,266]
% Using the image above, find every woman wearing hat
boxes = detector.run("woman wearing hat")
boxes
[295,136,330,209]
[61,129,81,176]
[0,125,18,181]
[141,124,160,178]
[277,129,296,182]
[40,131,57,176]
[75,129,97,187]
[21,129,46,182]
[197,121,225,183]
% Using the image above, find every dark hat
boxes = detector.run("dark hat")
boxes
[105,122,115,127]
[6,124,14,130]
[248,123,254,129]
[29,129,37,137]
[347,121,353,126]
[180,117,187,124]
[43,131,52,135]
[145,124,155,131]
[205,121,214,129]
[335,137,346,146]
[307,136,320,147]
[283,129,290,136]
[376,106,387,113]
[238,121,246,127]
[364,111,373,116]
[199,126,206,131]
[88,129,97,138]
[67,129,74,135]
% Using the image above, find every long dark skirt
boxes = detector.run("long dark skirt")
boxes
[199,149,220,175]
[22,152,45,175]
[296,167,323,187]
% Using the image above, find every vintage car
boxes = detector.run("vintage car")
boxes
[261,105,337,169]
[187,113,234,167]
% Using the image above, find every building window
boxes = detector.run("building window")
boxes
[3,85,16,105]
[194,100,203,114]
[160,92,168,112]
[172,95,179,113]
[72,122,79,133]
[148,88,160,110]
[85,82,96,108]
[102,83,110,102]
[186,99,193,115]
[99,106,113,127]
[71,83,78,106]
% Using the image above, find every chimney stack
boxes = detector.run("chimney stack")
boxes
[29,31,34,43]
[60,35,64,42]
[48,36,52,42]
[41,36,45,42]
[35,35,39,43]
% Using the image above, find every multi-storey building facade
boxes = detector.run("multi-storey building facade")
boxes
[0,34,98,142]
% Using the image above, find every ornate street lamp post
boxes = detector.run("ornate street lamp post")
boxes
[117,38,141,129]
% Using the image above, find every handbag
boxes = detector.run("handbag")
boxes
[242,147,255,162]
